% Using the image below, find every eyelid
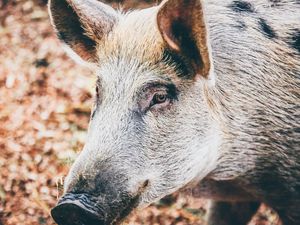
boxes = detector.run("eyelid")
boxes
[142,81,174,90]
[141,81,178,94]
[140,82,179,113]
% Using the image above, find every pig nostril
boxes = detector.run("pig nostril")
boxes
[51,202,104,225]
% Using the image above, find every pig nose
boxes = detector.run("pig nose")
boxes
[51,193,104,225]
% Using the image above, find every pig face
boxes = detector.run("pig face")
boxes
[49,0,220,224]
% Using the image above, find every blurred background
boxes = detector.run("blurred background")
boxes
[0,0,279,224]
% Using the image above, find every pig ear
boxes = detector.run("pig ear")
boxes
[157,0,211,78]
[48,0,118,63]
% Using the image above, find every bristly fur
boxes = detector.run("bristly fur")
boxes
[49,0,300,224]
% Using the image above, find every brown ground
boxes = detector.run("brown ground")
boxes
[0,0,280,225]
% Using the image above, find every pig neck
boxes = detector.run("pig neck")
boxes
[203,1,300,181]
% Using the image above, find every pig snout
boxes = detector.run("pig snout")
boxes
[51,186,142,225]
[51,193,105,225]
[51,160,152,225]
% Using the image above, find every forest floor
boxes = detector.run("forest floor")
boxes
[0,0,280,224]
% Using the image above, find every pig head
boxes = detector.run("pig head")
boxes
[49,0,220,224]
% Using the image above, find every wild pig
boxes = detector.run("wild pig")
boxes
[48,0,300,224]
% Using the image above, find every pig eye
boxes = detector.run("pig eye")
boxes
[150,93,169,107]
[91,86,100,119]
[140,83,178,112]
[95,85,102,101]
[95,86,99,96]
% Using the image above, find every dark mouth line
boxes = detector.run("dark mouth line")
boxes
[110,195,140,225]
